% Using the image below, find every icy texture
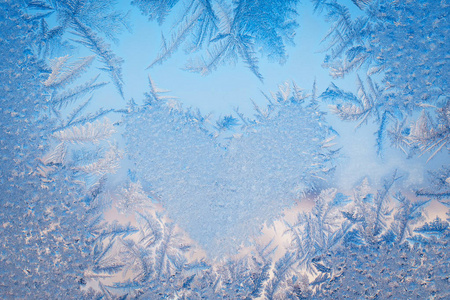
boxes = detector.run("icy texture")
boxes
[0,5,92,298]
[2,0,449,298]
[125,85,334,256]
[317,0,449,157]
[136,0,300,79]
[1,3,123,297]
[88,174,450,299]
[320,0,449,102]
[25,0,128,96]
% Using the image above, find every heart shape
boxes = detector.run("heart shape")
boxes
[124,89,334,257]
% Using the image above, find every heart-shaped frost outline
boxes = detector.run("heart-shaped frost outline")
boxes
[124,83,336,257]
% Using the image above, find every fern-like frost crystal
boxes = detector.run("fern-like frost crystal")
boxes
[125,83,335,256]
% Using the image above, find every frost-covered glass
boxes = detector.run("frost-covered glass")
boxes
[1,0,449,299]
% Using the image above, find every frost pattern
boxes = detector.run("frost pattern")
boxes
[2,0,449,299]
[136,0,300,80]
[0,4,101,298]
[86,174,450,299]
[125,81,336,256]
[24,0,128,96]
[317,0,449,157]
[1,3,121,297]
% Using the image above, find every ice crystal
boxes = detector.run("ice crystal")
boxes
[125,81,335,256]
[2,1,449,299]
[137,0,300,80]
[317,0,449,157]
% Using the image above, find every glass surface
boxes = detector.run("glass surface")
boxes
[1,0,449,298]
